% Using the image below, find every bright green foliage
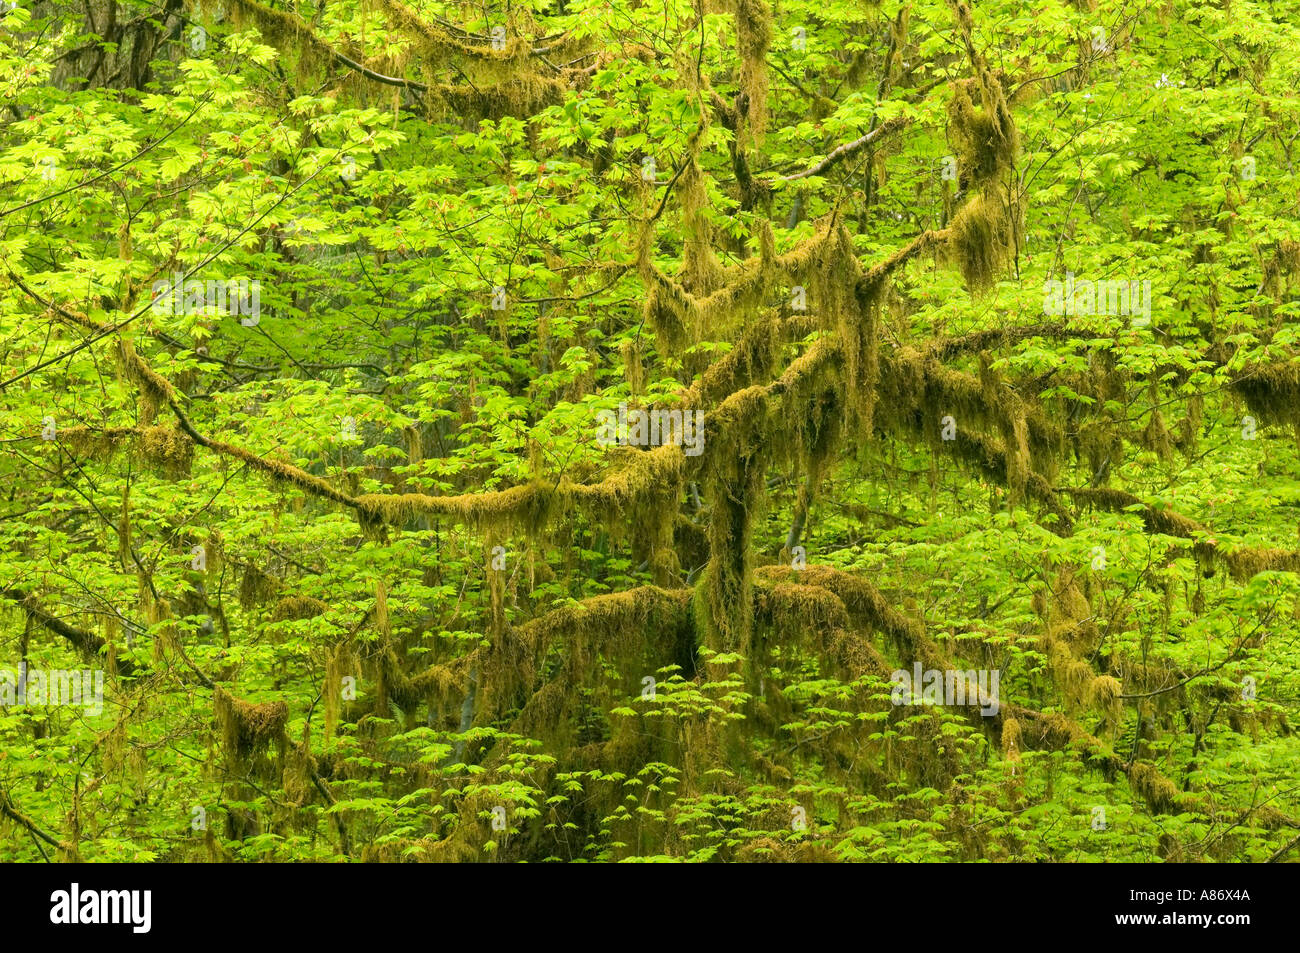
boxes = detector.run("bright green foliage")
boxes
[1,0,1299,862]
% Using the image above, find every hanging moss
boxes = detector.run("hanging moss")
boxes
[698,452,764,654]
[139,425,194,477]
[620,339,646,395]
[358,482,555,536]
[239,563,280,609]
[643,285,689,358]
[1046,632,1095,709]
[752,565,1129,783]
[116,339,175,423]
[933,427,1073,533]
[1225,547,1300,581]
[570,444,686,529]
[369,0,532,63]
[324,641,361,743]
[473,587,694,754]
[357,443,684,544]
[755,565,942,668]
[60,424,193,478]
[228,0,346,77]
[752,581,895,686]
[60,426,135,462]
[282,728,313,808]
[1140,408,1174,460]
[732,0,772,144]
[1129,761,1180,814]
[1063,487,1205,540]
[684,313,814,408]
[29,0,1259,861]
[271,596,328,622]
[214,686,288,770]
[1090,675,1124,731]
[1001,716,1022,759]
[946,78,1018,189]
[939,3,1022,297]
[977,352,1032,501]
[640,211,835,354]
[1234,359,1300,435]
[948,192,1013,294]
[407,658,470,710]
[677,152,726,298]
[879,348,1061,476]
[428,76,569,121]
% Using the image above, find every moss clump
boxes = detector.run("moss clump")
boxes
[735,837,794,862]
[428,76,568,121]
[685,313,814,408]
[1234,359,1300,435]
[214,687,288,769]
[59,425,192,478]
[474,587,694,751]
[228,0,345,77]
[1090,675,1124,730]
[239,563,280,609]
[356,444,684,552]
[116,340,176,422]
[358,482,555,537]
[60,426,136,462]
[948,192,1013,294]
[1129,761,1180,814]
[946,78,1018,189]
[324,642,361,742]
[139,425,194,477]
[1225,547,1300,582]
[1064,487,1204,539]
[271,596,328,622]
[733,0,772,143]
[1001,716,1022,759]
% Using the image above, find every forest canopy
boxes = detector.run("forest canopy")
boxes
[1,0,1299,863]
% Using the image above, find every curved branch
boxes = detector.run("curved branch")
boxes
[767,117,911,184]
